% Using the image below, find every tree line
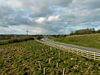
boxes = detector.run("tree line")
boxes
[70,28,100,35]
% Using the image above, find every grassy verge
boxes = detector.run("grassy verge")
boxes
[49,34,100,50]
[0,40,100,75]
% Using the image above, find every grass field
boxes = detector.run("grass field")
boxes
[0,40,100,75]
[49,34,100,50]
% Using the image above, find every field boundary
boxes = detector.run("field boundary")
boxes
[36,39,100,61]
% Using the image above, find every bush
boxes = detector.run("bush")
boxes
[8,37,34,43]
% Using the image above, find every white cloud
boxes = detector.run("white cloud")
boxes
[48,15,60,21]
[7,0,23,8]
[0,0,23,8]
[35,17,46,24]
[35,15,60,24]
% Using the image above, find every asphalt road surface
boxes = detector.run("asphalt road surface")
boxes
[41,38,100,53]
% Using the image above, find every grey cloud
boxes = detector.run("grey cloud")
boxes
[71,0,100,10]
[82,0,100,9]
[52,0,73,7]
[0,0,100,34]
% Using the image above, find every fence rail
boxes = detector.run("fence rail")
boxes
[36,39,100,61]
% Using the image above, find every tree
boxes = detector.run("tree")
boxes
[70,28,96,35]
[96,29,100,33]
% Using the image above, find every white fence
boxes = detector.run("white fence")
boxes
[36,40,100,61]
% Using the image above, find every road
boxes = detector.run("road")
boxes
[41,38,100,53]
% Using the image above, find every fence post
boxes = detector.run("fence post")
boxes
[43,67,46,75]
[87,51,88,58]
[56,62,59,68]
[77,49,79,55]
[38,61,41,70]
[62,68,65,75]
[94,51,96,60]
[48,58,51,64]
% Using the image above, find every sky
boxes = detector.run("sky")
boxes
[0,0,100,35]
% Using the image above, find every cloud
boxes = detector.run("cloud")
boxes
[48,15,60,21]
[72,0,100,9]
[35,17,46,24]
[52,0,73,7]
[0,0,100,34]
[35,15,60,24]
